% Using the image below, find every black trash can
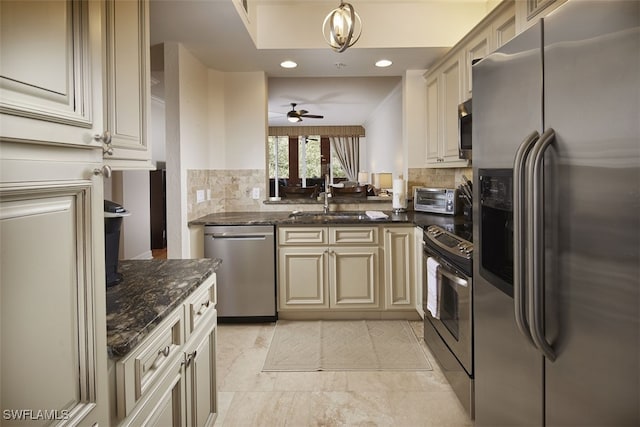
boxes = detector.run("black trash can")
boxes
[104,200,130,287]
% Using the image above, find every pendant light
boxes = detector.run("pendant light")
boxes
[322,1,362,53]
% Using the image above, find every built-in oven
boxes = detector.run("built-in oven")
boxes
[422,224,474,418]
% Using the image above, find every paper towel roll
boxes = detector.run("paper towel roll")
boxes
[392,178,404,194]
[392,179,406,209]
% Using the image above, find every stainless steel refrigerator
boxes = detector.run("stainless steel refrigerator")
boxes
[472,1,639,425]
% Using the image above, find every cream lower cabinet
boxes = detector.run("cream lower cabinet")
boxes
[414,226,425,318]
[0,143,109,426]
[115,274,218,426]
[383,226,416,310]
[278,227,380,311]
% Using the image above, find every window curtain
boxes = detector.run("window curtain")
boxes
[330,136,359,182]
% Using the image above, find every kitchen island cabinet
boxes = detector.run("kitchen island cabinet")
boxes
[106,258,220,426]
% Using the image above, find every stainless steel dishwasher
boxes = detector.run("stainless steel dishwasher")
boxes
[204,225,276,322]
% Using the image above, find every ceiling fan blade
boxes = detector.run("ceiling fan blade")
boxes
[300,114,324,119]
[298,109,308,115]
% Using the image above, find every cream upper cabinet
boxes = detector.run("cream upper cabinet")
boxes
[463,0,515,99]
[0,0,153,169]
[103,0,153,170]
[491,1,517,50]
[516,0,567,33]
[0,0,104,148]
[425,52,469,168]
[383,227,415,310]
[463,28,491,100]
[424,0,517,168]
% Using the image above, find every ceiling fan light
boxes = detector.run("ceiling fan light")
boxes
[288,116,301,123]
[322,1,362,53]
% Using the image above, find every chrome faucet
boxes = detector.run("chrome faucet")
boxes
[323,174,331,213]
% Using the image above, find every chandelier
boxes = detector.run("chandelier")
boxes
[322,1,362,53]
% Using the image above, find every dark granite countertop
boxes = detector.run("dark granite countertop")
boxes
[189,210,470,229]
[106,258,222,359]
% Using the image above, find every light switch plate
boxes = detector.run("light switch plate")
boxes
[196,189,205,203]
[251,187,260,199]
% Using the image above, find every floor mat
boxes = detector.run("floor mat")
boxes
[262,320,432,371]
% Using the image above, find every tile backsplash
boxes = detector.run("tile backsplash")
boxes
[187,169,266,221]
[188,167,473,219]
[408,167,473,196]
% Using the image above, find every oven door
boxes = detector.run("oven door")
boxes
[423,250,472,375]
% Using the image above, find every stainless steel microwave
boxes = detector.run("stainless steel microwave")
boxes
[413,187,460,215]
[458,98,472,160]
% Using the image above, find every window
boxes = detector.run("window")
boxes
[268,135,348,197]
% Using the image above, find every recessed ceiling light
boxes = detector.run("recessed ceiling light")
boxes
[280,60,297,69]
[375,59,393,68]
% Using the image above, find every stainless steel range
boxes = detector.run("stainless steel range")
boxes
[422,224,474,418]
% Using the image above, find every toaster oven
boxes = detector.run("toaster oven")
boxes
[413,187,460,215]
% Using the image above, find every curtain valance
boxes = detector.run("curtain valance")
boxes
[268,125,365,137]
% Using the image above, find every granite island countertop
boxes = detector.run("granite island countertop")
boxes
[106,258,221,359]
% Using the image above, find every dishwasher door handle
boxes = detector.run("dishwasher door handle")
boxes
[207,234,270,241]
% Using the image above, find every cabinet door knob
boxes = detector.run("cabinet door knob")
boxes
[95,131,113,156]
[93,165,112,178]
[94,130,112,145]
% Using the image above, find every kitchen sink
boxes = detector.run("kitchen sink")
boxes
[288,211,369,221]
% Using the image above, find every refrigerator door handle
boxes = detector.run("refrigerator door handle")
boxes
[526,128,557,361]
[513,131,540,348]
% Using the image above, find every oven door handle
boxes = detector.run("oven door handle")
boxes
[436,264,468,288]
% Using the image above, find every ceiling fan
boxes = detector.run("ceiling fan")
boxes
[287,103,324,123]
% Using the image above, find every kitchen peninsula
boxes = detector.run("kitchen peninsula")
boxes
[106,258,221,426]
[190,210,469,321]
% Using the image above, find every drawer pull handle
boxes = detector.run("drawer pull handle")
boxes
[182,350,198,367]
[160,346,170,357]
[151,345,171,369]
[197,300,211,315]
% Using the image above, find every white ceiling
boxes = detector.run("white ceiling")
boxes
[149,0,494,126]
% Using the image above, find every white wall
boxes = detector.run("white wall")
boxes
[151,96,166,165]
[207,69,226,169]
[120,170,152,259]
[165,42,211,258]
[223,72,268,169]
[362,82,403,178]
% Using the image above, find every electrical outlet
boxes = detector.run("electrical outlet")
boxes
[251,187,260,200]
[196,189,205,203]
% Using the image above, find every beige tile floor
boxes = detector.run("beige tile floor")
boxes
[214,320,472,427]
